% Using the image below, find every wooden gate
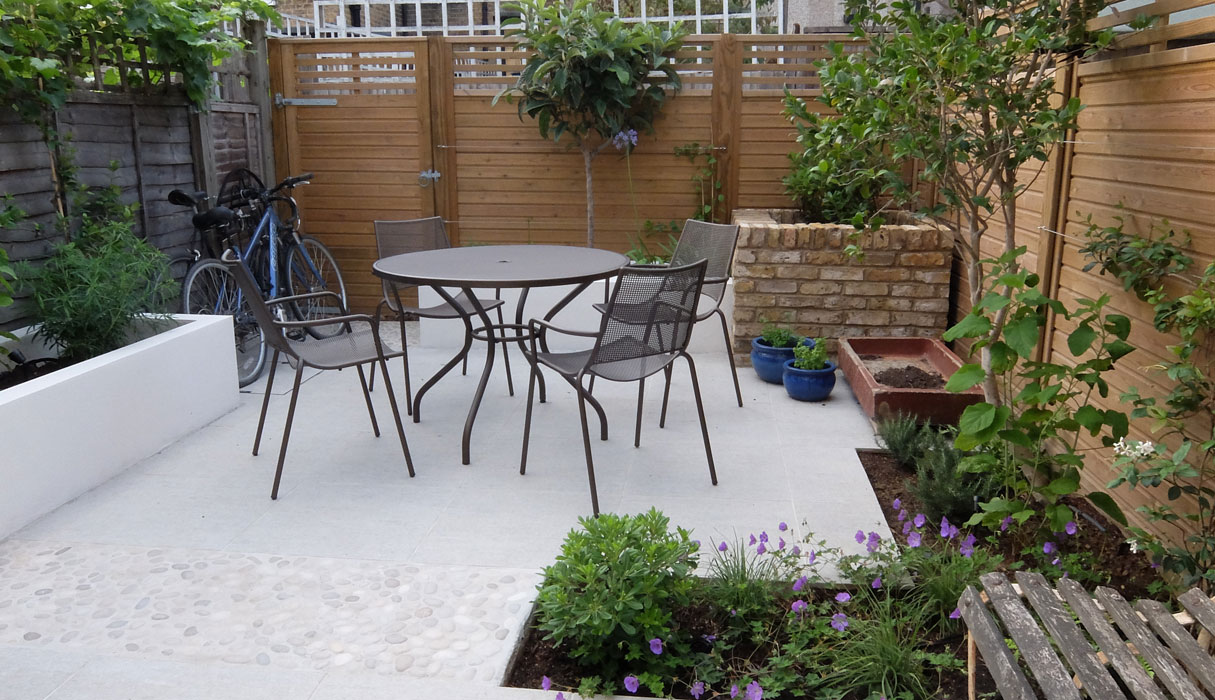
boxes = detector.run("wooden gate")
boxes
[269,37,433,311]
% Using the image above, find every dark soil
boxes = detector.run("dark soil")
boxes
[0,357,73,391]
[873,365,945,389]
[856,449,1162,601]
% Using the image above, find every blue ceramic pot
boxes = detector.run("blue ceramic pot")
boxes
[751,337,814,384]
[782,359,837,402]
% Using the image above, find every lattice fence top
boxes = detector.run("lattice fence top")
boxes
[741,34,866,94]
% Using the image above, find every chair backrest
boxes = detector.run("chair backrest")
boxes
[374,217,451,308]
[221,251,296,358]
[589,260,707,377]
[669,220,740,303]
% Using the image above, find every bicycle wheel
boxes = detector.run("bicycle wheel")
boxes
[182,259,267,387]
[285,235,348,339]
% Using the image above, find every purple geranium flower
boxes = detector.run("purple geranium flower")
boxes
[556,693,565,700]
[913,513,927,528]
[691,681,705,699]
[902,521,913,535]
[702,634,716,643]
[778,537,786,551]
[835,591,851,603]
[897,509,908,522]
[649,638,663,655]
[612,129,639,150]
[950,607,961,620]
[940,517,959,539]
[731,684,740,699]
[757,542,766,555]
[793,575,807,592]
[779,521,788,531]
[749,534,757,545]
[1043,541,1057,555]
[893,498,902,510]
[541,676,551,691]
[759,531,769,543]
[746,680,764,700]
[791,599,808,614]
[908,531,922,548]
[1000,516,1013,532]
[831,613,849,632]
[624,675,640,693]
[1065,521,1078,536]
[791,545,801,556]
[866,531,881,553]
[855,530,865,544]
[719,541,728,552]
[960,533,977,558]
[871,576,882,589]
[807,550,816,565]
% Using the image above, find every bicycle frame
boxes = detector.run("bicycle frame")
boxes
[231,194,326,309]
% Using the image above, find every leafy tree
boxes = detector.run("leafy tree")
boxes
[496,0,686,246]
[798,0,1110,404]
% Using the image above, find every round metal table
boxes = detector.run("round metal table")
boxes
[372,244,629,464]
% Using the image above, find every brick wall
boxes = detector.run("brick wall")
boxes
[730,208,954,364]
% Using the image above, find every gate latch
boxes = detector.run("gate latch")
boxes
[274,93,338,108]
[418,169,442,188]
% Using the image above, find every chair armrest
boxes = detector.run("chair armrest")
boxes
[704,275,729,285]
[528,317,600,338]
[276,313,373,330]
[265,289,348,313]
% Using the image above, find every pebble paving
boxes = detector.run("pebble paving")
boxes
[0,539,540,683]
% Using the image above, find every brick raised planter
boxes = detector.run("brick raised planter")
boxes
[730,209,953,365]
[838,337,983,425]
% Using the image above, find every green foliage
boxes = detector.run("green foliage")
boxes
[534,509,698,692]
[782,91,900,226]
[792,339,828,371]
[703,535,799,629]
[625,142,722,263]
[20,183,174,363]
[759,323,801,348]
[1084,218,1215,593]
[910,428,998,525]
[876,413,926,467]
[946,248,1131,533]
[0,0,278,132]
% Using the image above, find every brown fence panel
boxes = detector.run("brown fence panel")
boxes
[270,37,433,311]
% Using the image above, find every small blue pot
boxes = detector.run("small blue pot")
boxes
[751,337,814,384]
[782,359,837,402]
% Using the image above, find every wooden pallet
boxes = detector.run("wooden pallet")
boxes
[958,571,1215,699]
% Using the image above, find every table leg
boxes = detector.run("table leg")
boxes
[410,285,474,423]
[513,287,546,403]
[436,285,497,466]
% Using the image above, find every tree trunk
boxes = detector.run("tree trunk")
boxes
[582,145,595,248]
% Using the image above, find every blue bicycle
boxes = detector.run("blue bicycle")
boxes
[172,170,347,387]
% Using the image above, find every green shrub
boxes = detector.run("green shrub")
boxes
[23,185,173,362]
[791,339,827,370]
[759,323,801,348]
[910,429,998,525]
[703,535,798,629]
[535,509,698,692]
[876,413,928,467]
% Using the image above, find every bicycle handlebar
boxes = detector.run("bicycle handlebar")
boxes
[271,173,313,193]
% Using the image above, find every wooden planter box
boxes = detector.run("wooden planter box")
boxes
[837,336,982,425]
[0,314,239,539]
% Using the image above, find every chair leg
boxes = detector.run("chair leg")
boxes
[368,360,376,393]
[716,308,743,407]
[634,377,645,448]
[271,362,306,500]
[577,383,601,516]
[659,365,673,429]
[400,330,413,417]
[375,352,415,478]
[253,349,281,456]
[496,305,514,397]
[520,363,537,475]
[588,375,596,395]
[684,353,717,486]
[356,363,380,437]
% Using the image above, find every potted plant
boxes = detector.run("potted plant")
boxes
[750,323,813,384]
[782,338,835,401]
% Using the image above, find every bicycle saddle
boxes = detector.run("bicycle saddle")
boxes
[192,206,236,230]
[168,189,208,207]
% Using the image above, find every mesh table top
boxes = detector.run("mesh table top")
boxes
[372,245,629,289]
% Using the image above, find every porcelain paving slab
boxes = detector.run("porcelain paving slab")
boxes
[0,540,538,684]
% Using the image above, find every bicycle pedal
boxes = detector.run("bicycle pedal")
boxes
[286,328,307,341]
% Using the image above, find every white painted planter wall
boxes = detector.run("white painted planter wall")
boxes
[0,314,239,539]
[417,279,735,356]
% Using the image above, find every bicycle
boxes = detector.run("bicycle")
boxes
[170,170,348,387]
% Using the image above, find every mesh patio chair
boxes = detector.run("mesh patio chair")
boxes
[369,217,514,406]
[221,250,415,500]
[521,260,717,516]
[594,220,743,411]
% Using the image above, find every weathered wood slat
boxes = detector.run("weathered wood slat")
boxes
[980,573,1083,700]
[1179,589,1215,636]
[1096,587,1206,700]
[1015,572,1127,699]
[958,585,1037,700]
[1136,599,1215,695]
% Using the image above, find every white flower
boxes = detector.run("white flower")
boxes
[1125,537,1140,554]
[1113,437,1154,460]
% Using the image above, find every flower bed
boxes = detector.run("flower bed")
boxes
[505,509,999,700]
